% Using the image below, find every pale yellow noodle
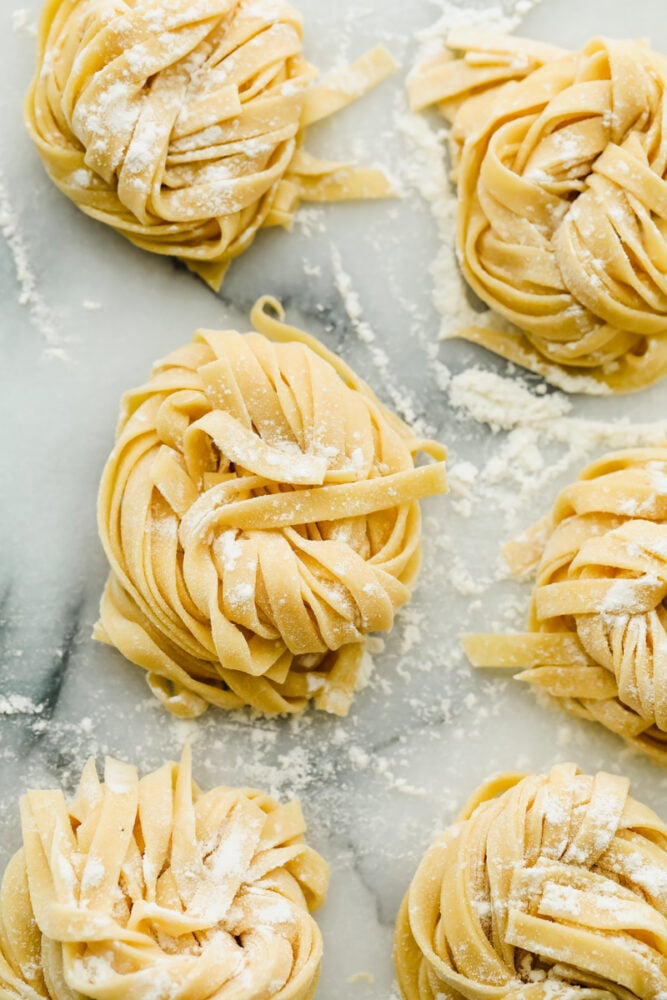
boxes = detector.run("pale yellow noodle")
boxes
[95,296,448,717]
[410,32,667,392]
[0,745,329,1000]
[25,0,397,290]
[464,447,667,764]
[395,763,667,999]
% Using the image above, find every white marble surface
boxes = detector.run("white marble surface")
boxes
[2,0,667,996]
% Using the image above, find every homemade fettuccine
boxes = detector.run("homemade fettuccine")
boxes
[26,0,396,290]
[465,447,667,764]
[395,763,667,998]
[95,297,447,717]
[410,33,667,391]
[0,745,329,1000]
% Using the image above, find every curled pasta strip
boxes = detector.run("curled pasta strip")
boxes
[95,297,448,718]
[395,762,667,999]
[410,32,667,392]
[465,447,667,764]
[0,745,329,1000]
[25,0,396,290]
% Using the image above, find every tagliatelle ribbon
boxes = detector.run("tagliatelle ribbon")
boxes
[0,745,329,1000]
[26,0,397,290]
[395,763,667,999]
[464,447,667,765]
[95,296,447,718]
[410,31,667,392]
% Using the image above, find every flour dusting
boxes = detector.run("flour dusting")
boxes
[0,170,65,357]
[0,695,43,716]
[444,366,667,531]
[11,7,36,35]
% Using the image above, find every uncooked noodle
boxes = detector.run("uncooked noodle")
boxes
[95,297,448,717]
[26,0,396,289]
[465,447,667,764]
[0,744,329,1000]
[395,763,667,998]
[410,32,667,392]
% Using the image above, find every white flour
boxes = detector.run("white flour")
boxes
[0,694,43,716]
[330,243,425,429]
[444,366,667,533]
[11,7,36,35]
[0,169,65,357]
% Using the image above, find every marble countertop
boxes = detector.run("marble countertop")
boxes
[3,0,667,995]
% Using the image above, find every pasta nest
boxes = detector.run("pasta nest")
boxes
[95,298,448,718]
[25,0,395,290]
[395,762,667,999]
[465,447,667,765]
[409,33,667,392]
[0,746,329,1000]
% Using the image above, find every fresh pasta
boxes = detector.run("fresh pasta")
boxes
[26,0,396,290]
[465,447,667,764]
[95,297,448,718]
[409,33,667,392]
[395,763,667,998]
[0,744,329,1000]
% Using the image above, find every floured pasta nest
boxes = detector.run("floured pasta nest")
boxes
[395,763,667,999]
[95,297,447,717]
[0,746,329,1000]
[26,0,396,290]
[466,447,667,764]
[410,33,667,392]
